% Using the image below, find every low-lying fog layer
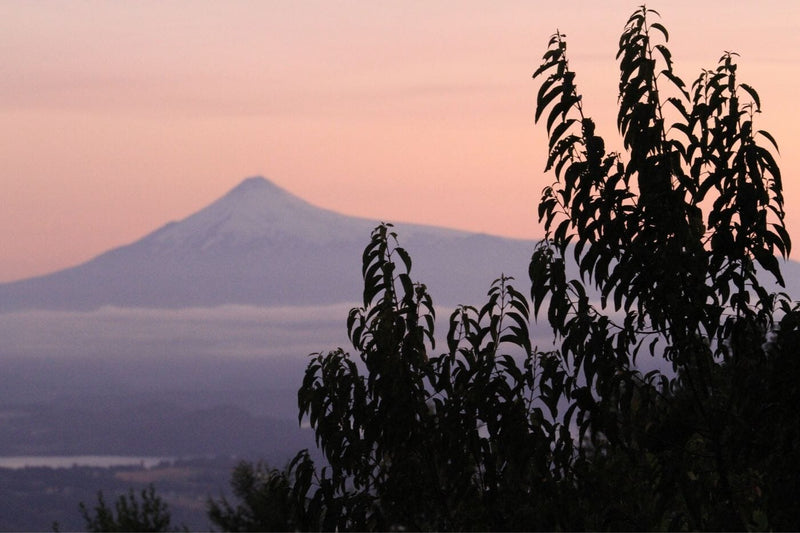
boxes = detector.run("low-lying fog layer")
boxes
[0,300,673,460]
[0,301,564,358]
[0,304,356,359]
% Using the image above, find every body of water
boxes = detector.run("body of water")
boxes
[0,455,171,469]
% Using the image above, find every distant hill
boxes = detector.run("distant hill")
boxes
[0,177,537,311]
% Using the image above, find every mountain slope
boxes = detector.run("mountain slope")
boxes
[0,177,536,311]
[4,176,797,312]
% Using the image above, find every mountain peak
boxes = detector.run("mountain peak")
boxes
[145,176,374,248]
[0,174,539,311]
[227,176,277,195]
[222,176,305,208]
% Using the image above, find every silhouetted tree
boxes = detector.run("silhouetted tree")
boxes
[529,6,794,529]
[207,455,316,532]
[210,6,798,531]
[79,484,183,532]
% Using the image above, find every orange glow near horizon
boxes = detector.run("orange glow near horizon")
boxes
[1,1,799,282]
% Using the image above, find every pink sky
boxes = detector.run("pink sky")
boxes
[2,1,799,283]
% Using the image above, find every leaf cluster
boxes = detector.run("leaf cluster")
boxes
[79,485,183,533]
[289,224,578,530]
[530,5,797,530]
[207,455,317,532]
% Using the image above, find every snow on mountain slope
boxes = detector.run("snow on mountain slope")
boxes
[144,176,470,250]
[146,177,373,248]
[0,177,536,311]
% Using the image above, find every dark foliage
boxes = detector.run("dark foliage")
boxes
[79,484,184,532]
[207,455,317,532]
[210,7,799,531]
[530,6,796,529]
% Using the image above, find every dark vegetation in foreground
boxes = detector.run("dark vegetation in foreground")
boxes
[79,7,799,531]
[0,458,234,532]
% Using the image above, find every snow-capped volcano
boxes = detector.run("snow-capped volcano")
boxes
[0,177,537,311]
[148,177,374,249]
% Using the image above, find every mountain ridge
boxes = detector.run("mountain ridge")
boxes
[0,177,537,311]
[3,176,797,312]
